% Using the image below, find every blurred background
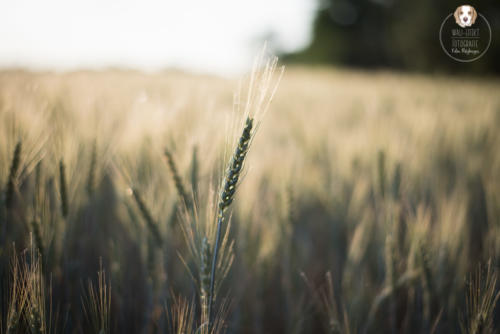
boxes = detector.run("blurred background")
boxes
[1,0,499,75]
[0,0,314,75]
[282,0,500,74]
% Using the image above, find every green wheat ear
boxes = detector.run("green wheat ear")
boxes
[208,116,253,327]
[5,141,22,210]
[219,117,253,212]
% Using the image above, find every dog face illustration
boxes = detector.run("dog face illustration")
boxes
[454,5,477,28]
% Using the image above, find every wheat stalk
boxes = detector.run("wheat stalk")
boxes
[200,236,211,319]
[207,117,253,327]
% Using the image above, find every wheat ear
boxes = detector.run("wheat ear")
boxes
[87,141,97,196]
[164,149,192,210]
[207,117,253,327]
[59,160,69,218]
[5,141,22,209]
[131,188,163,246]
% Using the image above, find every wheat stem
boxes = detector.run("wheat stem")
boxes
[208,117,253,328]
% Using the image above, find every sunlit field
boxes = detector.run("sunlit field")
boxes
[0,63,499,333]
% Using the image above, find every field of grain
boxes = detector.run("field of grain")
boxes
[0,63,499,333]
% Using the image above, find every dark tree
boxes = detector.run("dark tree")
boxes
[283,0,500,75]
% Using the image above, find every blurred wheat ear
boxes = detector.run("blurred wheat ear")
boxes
[31,219,44,259]
[31,161,45,260]
[164,148,192,210]
[190,145,199,204]
[377,150,386,198]
[131,188,163,246]
[87,140,97,196]
[392,162,402,200]
[59,160,69,218]
[33,160,43,210]
[5,141,22,210]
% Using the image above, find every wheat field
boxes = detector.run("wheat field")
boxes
[0,63,499,333]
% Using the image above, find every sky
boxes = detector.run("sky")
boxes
[0,0,316,76]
